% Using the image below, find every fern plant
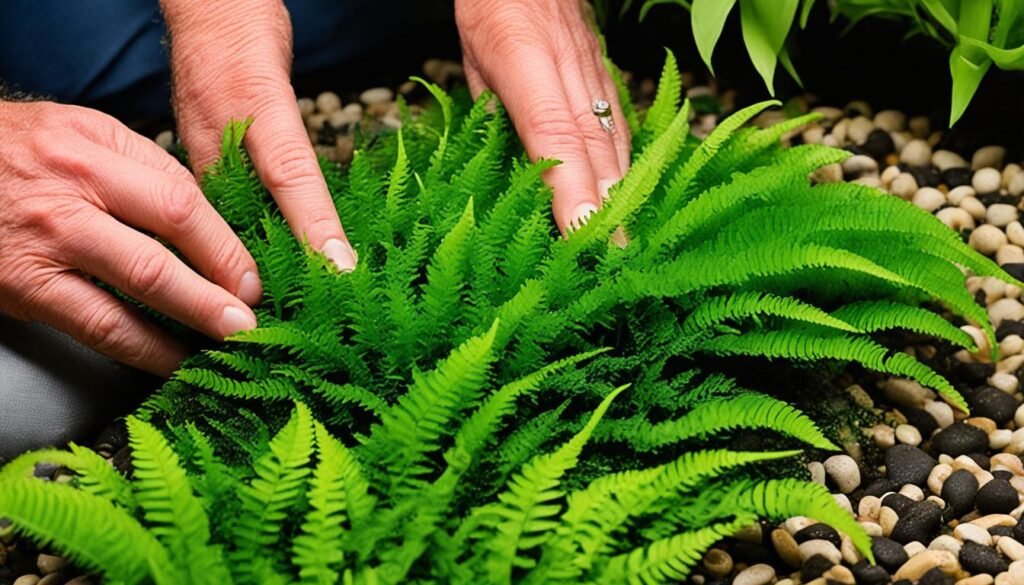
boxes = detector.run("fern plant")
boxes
[0,51,1017,582]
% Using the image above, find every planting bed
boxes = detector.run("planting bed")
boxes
[3,58,1024,584]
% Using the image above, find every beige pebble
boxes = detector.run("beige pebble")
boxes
[1000,245,1024,266]
[38,575,64,585]
[1011,173,1024,198]
[811,163,843,184]
[896,423,923,446]
[967,417,999,436]
[65,578,94,585]
[1016,404,1024,429]
[782,516,814,535]
[860,520,883,537]
[14,577,41,585]
[993,429,1014,450]
[802,125,825,144]
[955,522,994,546]
[1008,222,1024,248]
[928,495,947,510]
[733,522,762,543]
[799,539,842,564]
[948,185,978,205]
[890,172,919,199]
[771,528,802,568]
[962,196,989,220]
[702,548,734,577]
[315,91,342,114]
[894,550,960,580]
[874,425,897,449]
[853,176,882,188]
[959,575,995,585]
[999,354,1024,374]
[913,187,947,212]
[848,117,875,145]
[306,112,327,131]
[926,400,956,429]
[883,378,935,407]
[1008,164,1024,188]
[842,153,879,176]
[933,149,968,171]
[929,464,954,495]
[1006,427,1024,455]
[359,87,394,106]
[808,461,826,485]
[992,204,1022,228]
[909,115,930,138]
[975,167,1005,193]
[297,97,315,117]
[840,534,863,564]
[1004,336,1024,358]
[1012,559,1024,581]
[936,207,976,232]
[733,563,775,585]
[905,541,928,557]
[1010,285,1023,299]
[990,298,1024,327]
[972,514,1017,528]
[881,165,902,186]
[963,326,993,362]
[984,278,1009,303]
[880,506,899,536]
[971,225,1010,255]
[992,372,1021,394]
[154,129,174,151]
[1000,536,1024,561]
[824,565,855,585]
[36,555,67,575]
[833,493,854,515]
[930,534,963,555]
[875,110,907,132]
[901,139,933,167]
[859,495,882,520]
[901,484,926,502]
[973,145,1007,170]
[994,453,1024,476]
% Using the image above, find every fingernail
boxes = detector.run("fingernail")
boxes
[570,203,600,232]
[220,306,257,338]
[598,179,616,200]
[321,238,358,273]
[237,271,262,306]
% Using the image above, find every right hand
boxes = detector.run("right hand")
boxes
[0,101,261,376]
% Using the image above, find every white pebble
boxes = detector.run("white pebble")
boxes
[783,516,815,535]
[799,538,843,564]
[881,165,902,186]
[903,541,927,557]
[890,173,919,199]
[948,185,977,205]
[734,563,775,585]
[925,401,956,429]
[990,298,1024,327]
[833,493,854,515]
[963,325,993,362]
[842,154,879,176]
[808,461,826,485]
[1000,245,1024,266]
[883,378,936,407]
[848,117,875,145]
[874,110,907,132]
[975,167,1004,193]
[992,373,1021,394]
[880,506,899,536]
[874,424,896,448]
[990,204,1021,228]
[929,534,963,555]
[901,139,933,167]
[900,483,925,501]
[936,207,975,232]
[933,149,968,171]
[811,163,843,184]
[359,87,394,106]
[1002,335,1024,357]
[962,196,988,220]
[928,463,953,495]
[297,97,315,117]
[1007,223,1024,247]
[999,537,1024,561]
[912,187,946,212]
[802,125,825,144]
[956,521,995,546]
[154,130,174,151]
[974,145,1008,170]
[861,520,883,537]
[999,354,1024,374]
[315,91,342,114]
[896,424,923,446]
[1010,173,1024,198]
[859,495,882,520]
[971,225,1010,255]
[992,429,1014,450]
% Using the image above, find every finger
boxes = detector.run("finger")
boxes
[483,44,603,234]
[28,272,187,376]
[80,146,262,306]
[64,208,258,341]
[464,60,489,99]
[245,91,357,272]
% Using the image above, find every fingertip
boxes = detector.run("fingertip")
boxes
[237,271,263,306]
[321,238,358,273]
[569,202,600,233]
[219,305,258,339]
[598,178,618,201]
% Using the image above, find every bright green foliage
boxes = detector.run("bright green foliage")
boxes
[1,51,1017,582]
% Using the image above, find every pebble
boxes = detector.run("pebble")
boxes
[894,550,960,580]
[315,91,342,114]
[990,205,1021,228]
[873,535,910,572]
[991,373,1020,395]
[875,110,907,132]
[909,116,930,138]
[936,207,976,231]
[978,478,1021,515]
[812,163,843,184]
[891,500,943,544]
[702,548,733,577]
[860,495,882,519]
[975,168,1005,194]
[901,484,926,502]
[1008,224,1024,249]
[943,469,981,518]
[733,563,775,585]
[808,461,826,485]
[154,129,174,151]
[885,493,916,516]
[971,225,1010,255]
[993,429,1014,450]
[803,554,837,581]
[930,534,963,555]
[934,423,991,457]
[960,575,996,585]
[930,464,954,495]
[36,555,66,575]
[796,523,842,548]
[359,87,394,106]
[990,299,1024,327]
[914,187,947,212]
[841,534,863,564]
[824,564,856,585]
[1001,246,1024,267]
[973,514,1017,529]
[772,528,802,567]
[848,117,875,145]
[949,185,978,205]
[891,172,919,199]
[881,506,900,535]
[933,149,969,171]
[13,577,41,585]
[955,522,995,546]
[971,386,1021,424]
[875,425,897,448]
[927,401,957,429]
[963,196,990,221]
[799,539,842,564]
[842,153,879,176]
[1011,173,1024,197]
[852,559,890,585]
[824,454,860,493]
[902,139,933,167]
[974,146,1007,170]
[961,541,1010,575]
[999,536,1024,561]
[888,444,940,486]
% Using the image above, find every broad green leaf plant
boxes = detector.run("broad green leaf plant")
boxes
[635,0,1024,125]
[0,52,1017,583]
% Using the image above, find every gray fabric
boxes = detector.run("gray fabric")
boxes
[0,316,154,461]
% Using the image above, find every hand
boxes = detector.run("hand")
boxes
[162,0,357,270]
[0,101,261,376]
[455,0,631,235]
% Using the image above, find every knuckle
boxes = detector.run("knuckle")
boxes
[160,180,202,229]
[208,238,252,284]
[125,248,171,298]
[260,141,321,192]
[80,305,130,355]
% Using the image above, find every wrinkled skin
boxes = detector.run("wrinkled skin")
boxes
[457,0,631,233]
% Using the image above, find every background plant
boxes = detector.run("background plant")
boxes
[0,52,1017,583]
[623,0,1024,125]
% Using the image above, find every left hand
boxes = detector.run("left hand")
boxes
[455,0,631,235]
[161,0,357,272]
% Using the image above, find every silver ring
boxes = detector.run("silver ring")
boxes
[592,99,615,135]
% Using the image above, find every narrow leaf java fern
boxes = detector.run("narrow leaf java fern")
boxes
[1,52,1019,583]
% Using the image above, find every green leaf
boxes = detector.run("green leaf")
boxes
[691,0,738,75]
[738,0,800,95]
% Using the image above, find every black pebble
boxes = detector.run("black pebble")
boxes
[795,523,841,548]
[881,493,915,516]
[978,192,1021,207]
[968,386,1020,425]
[851,560,890,585]
[1002,263,1024,282]
[976,478,1020,515]
[93,419,129,453]
[112,446,133,475]
[997,320,1024,340]
[994,469,1015,481]
[886,444,937,486]
[990,525,1014,538]
[863,478,898,497]
[941,469,980,519]
[1014,515,1024,542]
[919,567,953,585]
[910,165,942,188]
[955,362,997,386]
[871,536,909,572]
[860,129,895,160]
[32,462,61,479]
[968,452,991,471]
[902,406,939,438]
[941,167,973,188]
[891,500,943,544]
[801,554,835,581]
[316,124,341,146]
[960,540,1009,574]
[931,422,989,457]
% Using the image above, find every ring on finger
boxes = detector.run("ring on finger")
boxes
[592,99,615,135]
